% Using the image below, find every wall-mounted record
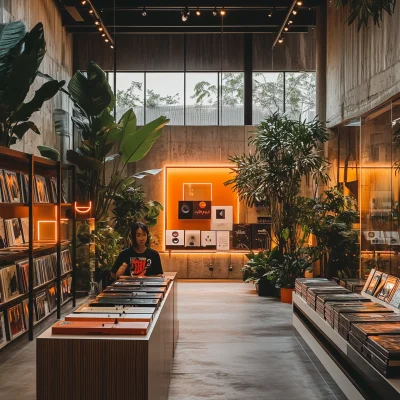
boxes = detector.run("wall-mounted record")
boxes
[185,230,201,247]
[232,224,252,250]
[192,201,211,219]
[165,230,185,246]
[201,231,216,247]
[178,201,193,219]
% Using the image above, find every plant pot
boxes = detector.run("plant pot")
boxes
[280,288,295,303]
[258,280,276,297]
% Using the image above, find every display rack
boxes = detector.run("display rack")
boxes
[0,146,76,348]
[293,292,400,400]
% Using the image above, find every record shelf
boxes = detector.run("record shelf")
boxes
[293,292,400,400]
[0,146,76,349]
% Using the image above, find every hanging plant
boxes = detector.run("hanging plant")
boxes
[335,0,396,31]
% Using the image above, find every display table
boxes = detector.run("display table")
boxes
[293,292,400,400]
[37,273,178,400]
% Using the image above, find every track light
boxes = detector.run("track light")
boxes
[181,6,190,22]
[105,38,109,42]
[212,7,217,16]
[220,7,226,16]
[288,20,293,24]
[297,1,303,5]
[196,7,201,16]
[292,9,298,15]
[278,37,284,44]
[284,27,289,31]
[101,33,106,37]
[81,0,87,5]
[94,21,100,25]
[98,27,103,31]
[110,45,114,49]
[89,9,93,14]
[142,6,147,16]
[268,8,274,17]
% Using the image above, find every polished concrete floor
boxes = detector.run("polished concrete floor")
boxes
[0,282,346,400]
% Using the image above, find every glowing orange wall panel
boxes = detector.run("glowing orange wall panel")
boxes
[165,166,238,231]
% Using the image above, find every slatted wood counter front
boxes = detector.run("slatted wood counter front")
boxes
[37,274,178,400]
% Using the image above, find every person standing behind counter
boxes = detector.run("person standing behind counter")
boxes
[111,222,163,280]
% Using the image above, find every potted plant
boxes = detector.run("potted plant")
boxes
[242,248,282,296]
[226,113,330,302]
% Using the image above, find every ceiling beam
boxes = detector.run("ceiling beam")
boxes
[272,0,299,48]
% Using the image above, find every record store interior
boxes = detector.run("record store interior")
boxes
[2,0,400,399]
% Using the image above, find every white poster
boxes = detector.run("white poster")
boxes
[216,231,230,251]
[211,206,233,231]
[201,231,216,247]
[166,230,185,246]
[185,230,201,247]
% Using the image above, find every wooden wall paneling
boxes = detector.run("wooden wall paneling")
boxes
[116,35,146,71]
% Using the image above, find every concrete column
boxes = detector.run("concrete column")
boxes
[316,0,327,124]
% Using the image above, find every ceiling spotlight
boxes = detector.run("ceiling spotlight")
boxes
[101,33,106,37]
[268,7,274,17]
[94,21,100,25]
[89,9,93,14]
[110,45,114,49]
[292,9,298,15]
[196,7,201,16]
[278,37,284,44]
[220,7,226,16]
[181,6,190,22]
[284,27,289,31]
[98,27,103,31]
[142,6,147,16]
[288,20,293,24]
[105,38,109,42]
[81,0,87,5]
[213,7,217,16]
[297,1,303,5]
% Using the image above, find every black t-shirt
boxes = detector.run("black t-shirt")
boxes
[111,247,163,276]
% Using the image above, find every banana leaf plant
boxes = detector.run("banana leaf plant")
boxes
[65,61,169,220]
[0,21,65,148]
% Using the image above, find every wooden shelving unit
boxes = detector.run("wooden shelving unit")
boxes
[0,146,76,349]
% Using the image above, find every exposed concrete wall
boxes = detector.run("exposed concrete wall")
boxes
[0,0,73,155]
[134,125,257,278]
[326,3,400,127]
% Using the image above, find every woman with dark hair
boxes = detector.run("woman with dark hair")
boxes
[110,222,163,280]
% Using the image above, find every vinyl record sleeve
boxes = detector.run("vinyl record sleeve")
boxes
[0,218,7,248]
[3,170,21,203]
[232,224,252,250]
[0,264,20,302]
[52,320,150,335]
[362,269,376,293]
[211,206,233,231]
[165,230,185,246]
[0,311,7,349]
[201,230,216,247]
[377,276,399,302]
[7,303,26,340]
[184,230,201,247]
[74,305,156,314]
[98,292,163,299]
[65,313,153,322]
[178,201,193,219]
[192,201,211,219]
[366,335,400,360]
[389,284,400,308]
[365,271,383,295]
[90,298,160,307]
[112,281,168,288]
[104,286,166,294]
[373,273,389,299]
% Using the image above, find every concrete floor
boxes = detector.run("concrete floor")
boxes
[0,282,347,400]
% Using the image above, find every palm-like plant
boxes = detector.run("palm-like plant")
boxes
[225,113,330,256]
[0,21,64,147]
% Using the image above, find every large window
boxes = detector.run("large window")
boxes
[110,71,315,126]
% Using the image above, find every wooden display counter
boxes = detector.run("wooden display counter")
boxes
[37,273,178,400]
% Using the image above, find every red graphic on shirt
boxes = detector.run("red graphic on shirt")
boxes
[130,257,147,275]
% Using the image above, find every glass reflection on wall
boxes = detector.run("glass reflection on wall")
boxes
[360,104,399,278]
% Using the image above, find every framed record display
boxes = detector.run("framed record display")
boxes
[165,230,185,247]
[211,206,233,231]
[7,303,25,340]
[201,231,216,247]
[377,276,399,302]
[178,201,193,219]
[184,230,201,247]
[232,224,252,250]
[251,224,271,250]
[365,270,382,295]
[216,231,230,251]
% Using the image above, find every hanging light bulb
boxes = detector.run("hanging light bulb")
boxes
[196,7,201,16]
[142,6,147,16]
[288,20,293,24]
[98,27,103,31]
[101,33,106,37]
[212,7,217,16]
[297,1,303,5]
[94,21,100,25]
[292,9,298,15]
[89,9,94,14]
[220,7,226,16]
[110,45,114,49]
[105,38,109,42]
[284,26,289,31]
[278,37,284,44]
[81,0,87,5]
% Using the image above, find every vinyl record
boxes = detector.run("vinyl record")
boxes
[178,201,193,219]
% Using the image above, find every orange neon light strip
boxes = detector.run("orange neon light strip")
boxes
[74,201,92,214]
[37,220,57,242]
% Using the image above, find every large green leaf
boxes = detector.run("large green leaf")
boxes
[54,109,70,137]
[67,62,113,118]
[10,79,65,123]
[1,23,46,114]
[122,169,162,187]
[12,121,40,139]
[66,149,103,171]
[120,114,169,163]
[0,21,26,89]
[37,145,59,161]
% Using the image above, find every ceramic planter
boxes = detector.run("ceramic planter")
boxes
[280,287,295,303]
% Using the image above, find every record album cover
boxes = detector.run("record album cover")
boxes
[0,264,20,302]
[377,276,399,302]
[192,201,211,219]
[165,230,185,246]
[184,230,201,247]
[232,224,252,250]
[365,270,382,295]
[216,231,230,251]
[3,170,21,203]
[251,223,271,250]
[178,201,193,219]
[7,303,25,340]
[0,312,7,349]
[0,218,7,249]
[0,170,8,202]
[20,217,29,244]
[35,175,49,203]
[363,269,376,293]
[47,283,57,311]
[211,206,233,231]
[201,231,216,247]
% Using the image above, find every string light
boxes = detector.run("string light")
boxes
[288,20,293,24]
[110,45,114,49]
[220,7,226,16]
